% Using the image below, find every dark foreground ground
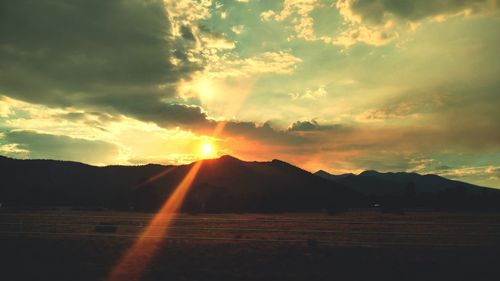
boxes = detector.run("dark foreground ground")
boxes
[1,210,500,281]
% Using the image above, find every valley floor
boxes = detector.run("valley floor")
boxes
[1,210,499,281]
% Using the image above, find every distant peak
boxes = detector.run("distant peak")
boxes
[359,170,381,176]
[218,155,240,160]
[270,159,296,167]
[270,159,305,172]
[315,170,332,176]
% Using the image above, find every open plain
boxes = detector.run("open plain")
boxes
[1,209,499,281]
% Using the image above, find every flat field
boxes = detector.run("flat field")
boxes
[1,209,499,281]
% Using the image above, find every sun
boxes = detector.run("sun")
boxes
[200,141,215,157]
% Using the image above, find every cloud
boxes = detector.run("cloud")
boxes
[231,25,245,34]
[259,0,397,47]
[0,97,14,117]
[0,0,303,133]
[287,120,344,132]
[358,90,447,121]
[336,0,496,25]
[0,130,120,165]
[288,121,322,131]
[0,95,308,160]
[260,0,318,40]
[0,0,204,128]
[290,85,328,100]
[435,165,453,171]
[197,25,237,50]
[262,0,497,47]
[205,51,302,78]
[0,95,123,140]
[408,158,435,172]
[329,25,398,47]
[275,0,318,40]
[357,82,500,123]
[432,165,500,181]
[0,143,29,159]
[115,101,211,129]
[164,0,212,27]
[260,10,276,21]
[221,121,308,145]
[334,0,498,46]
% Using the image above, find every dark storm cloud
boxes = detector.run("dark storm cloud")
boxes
[0,0,322,145]
[346,0,495,24]
[288,121,322,131]
[1,130,120,164]
[189,120,310,146]
[53,111,123,130]
[0,0,203,127]
[58,111,122,124]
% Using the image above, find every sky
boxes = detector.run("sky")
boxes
[0,0,499,188]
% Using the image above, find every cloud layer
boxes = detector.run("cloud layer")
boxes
[0,0,206,127]
[337,0,496,24]
[0,130,119,165]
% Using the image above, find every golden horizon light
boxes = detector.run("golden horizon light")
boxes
[200,141,216,158]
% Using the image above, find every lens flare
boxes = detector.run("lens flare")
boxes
[105,77,239,281]
[106,161,203,281]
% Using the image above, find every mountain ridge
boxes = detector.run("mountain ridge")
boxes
[2,154,491,189]
[315,169,492,193]
[0,154,351,213]
[1,154,499,212]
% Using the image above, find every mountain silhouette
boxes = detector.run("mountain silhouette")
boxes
[316,169,500,212]
[0,155,351,213]
[1,155,499,213]
[315,169,488,195]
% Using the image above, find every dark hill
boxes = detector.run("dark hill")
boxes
[0,155,350,213]
[181,156,353,213]
[2,154,499,213]
[315,169,500,211]
[315,169,490,195]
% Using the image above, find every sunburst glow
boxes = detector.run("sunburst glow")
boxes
[201,141,215,157]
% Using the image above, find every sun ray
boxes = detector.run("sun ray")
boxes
[106,161,203,281]
[136,166,176,188]
[105,66,249,281]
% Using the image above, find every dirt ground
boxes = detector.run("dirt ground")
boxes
[1,210,499,281]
